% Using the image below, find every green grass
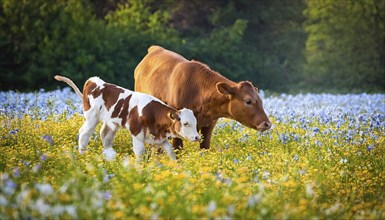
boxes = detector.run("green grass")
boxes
[1,114,384,219]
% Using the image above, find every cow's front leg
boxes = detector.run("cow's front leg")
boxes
[172,138,183,150]
[200,120,217,149]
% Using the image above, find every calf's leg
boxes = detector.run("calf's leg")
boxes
[161,141,176,160]
[100,123,117,149]
[78,118,99,153]
[132,136,145,161]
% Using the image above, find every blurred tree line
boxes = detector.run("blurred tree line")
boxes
[0,0,384,92]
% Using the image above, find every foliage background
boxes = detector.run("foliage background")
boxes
[0,0,384,92]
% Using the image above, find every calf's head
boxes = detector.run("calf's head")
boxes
[217,81,271,132]
[169,108,201,142]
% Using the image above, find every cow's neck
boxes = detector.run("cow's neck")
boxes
[208,93,232,117]
[200,79,236,124]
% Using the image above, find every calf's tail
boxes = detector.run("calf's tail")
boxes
[54,75,83,99]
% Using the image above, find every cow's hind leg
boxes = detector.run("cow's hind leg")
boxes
[78,117,99,153]
[172,138,183,150]
[100,123,117,149]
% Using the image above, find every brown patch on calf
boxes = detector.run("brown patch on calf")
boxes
[141,101,176,140]
[91,86,102,99]
[128,106,142,136]
[119,96,132,126]
[172,119,182,136]
[101,83,124,111]
[117,95,132,127]
[111,98,125,118]
[83,81,98,111]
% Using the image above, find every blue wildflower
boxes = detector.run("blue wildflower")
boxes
[9,129,19,135]
[42,134,54,146]
[262,171,270,180]
[279,133,289,144]
[40,154,48,161]
[3,179,17,195]
[13,168,20,177]
[102,191,112,200]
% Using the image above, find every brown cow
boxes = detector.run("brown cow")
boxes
[134,45,271,149]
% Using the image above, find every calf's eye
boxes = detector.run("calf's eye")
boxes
[183,122,189,126]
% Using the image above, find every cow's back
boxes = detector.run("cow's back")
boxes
[135,46,231,109]
[135,46,184,98]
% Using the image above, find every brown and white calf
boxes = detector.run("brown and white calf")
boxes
[134,45,272,150]
[54,75,200,160]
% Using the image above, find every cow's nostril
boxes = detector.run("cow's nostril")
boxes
[258,121,271,131]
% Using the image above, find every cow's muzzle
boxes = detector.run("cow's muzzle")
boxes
[256,121,272,132]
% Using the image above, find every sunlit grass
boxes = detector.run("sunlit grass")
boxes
[1,91,384,219]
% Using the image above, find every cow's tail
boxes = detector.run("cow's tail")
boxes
[148,45,163,53]
[54,75,83,99]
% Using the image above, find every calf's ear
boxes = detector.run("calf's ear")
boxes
[168,111,180,121]
[216,82,236,95]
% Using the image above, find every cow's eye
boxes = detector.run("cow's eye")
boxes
[245,100,252,105]
[183,122,189,126]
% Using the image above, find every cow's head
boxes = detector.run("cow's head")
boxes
[169,108,201,142]
[216,81,271,132]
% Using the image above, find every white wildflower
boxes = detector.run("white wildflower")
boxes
[65,205,77,218]
[52,205,65,216]
[324,202,342,215]
[207,200,217,214]
[92,192,104,208]
[0,195,8,206]
[227,204,235,215]
[305,183,313,197]
[247,194,262,207]
[103,148,116,161]
[35,183,54,195]
[151,212,159,220]
[33,198,51,214]
[32,164,41,173]
[122,156,131,168]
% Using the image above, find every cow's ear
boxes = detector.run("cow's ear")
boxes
[168,111,180,121]
[216,82,236,95]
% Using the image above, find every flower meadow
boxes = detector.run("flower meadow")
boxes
[1,89,384,219]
